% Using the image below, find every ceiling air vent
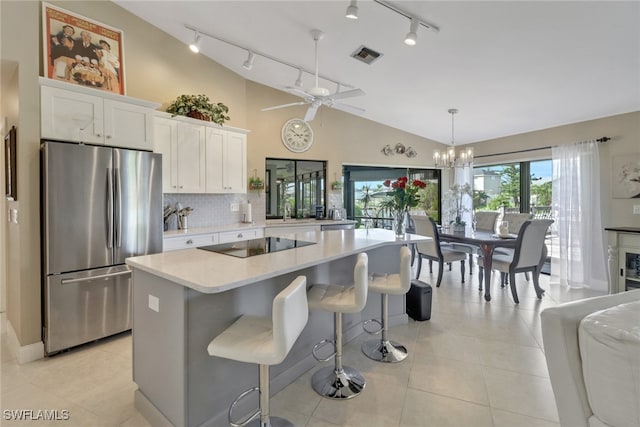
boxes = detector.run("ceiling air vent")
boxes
[351,46,383,65]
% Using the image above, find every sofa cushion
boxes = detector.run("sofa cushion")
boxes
[579,300,640,427]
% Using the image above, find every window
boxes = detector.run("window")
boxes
[342,166,441,228]
[265,158,326,219]
[472,159,552,215]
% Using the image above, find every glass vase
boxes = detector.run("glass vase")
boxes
[393,210,407,239]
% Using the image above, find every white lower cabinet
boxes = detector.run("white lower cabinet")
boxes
[163,233,219,252]
[164,227,264,251]
[265,224,322,237]
[218,227,263,244]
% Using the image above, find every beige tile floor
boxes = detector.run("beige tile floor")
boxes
[0,263,605,426]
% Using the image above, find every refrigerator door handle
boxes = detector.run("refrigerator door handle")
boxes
[107,168,113,249]
[60,269,131,285]
[115,167,122,248]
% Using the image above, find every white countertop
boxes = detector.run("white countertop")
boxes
[164,219,357,237]
[128,229,428,294]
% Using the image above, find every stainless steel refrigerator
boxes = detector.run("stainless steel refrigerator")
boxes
[41,140,162,355]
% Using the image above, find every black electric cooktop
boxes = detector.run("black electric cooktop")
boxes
[199,237,315,258]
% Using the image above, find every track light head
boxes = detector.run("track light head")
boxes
[404,18,419,46]
[345,0,359,19]
[294,68,304,87]
[242,51,255,70]
[189,32,200,53]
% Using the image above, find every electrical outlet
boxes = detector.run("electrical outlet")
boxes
[230,203,240,212]
[148,294,159,312]
[633,205,640,215]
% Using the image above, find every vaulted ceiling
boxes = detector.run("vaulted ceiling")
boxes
[115,1,640,144]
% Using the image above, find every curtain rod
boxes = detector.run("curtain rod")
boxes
[474,136,610,159]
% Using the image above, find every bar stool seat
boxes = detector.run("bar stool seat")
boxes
[308,253,368,400]
[207,276,308,427]
[362,246,412,363]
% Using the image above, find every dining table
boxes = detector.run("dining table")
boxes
[438,228,518,301]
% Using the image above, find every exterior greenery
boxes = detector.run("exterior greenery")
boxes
[166,94,230,125]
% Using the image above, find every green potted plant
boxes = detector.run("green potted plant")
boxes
[331,180,342,190]
[249,176,264,191]
[166,94,230,125]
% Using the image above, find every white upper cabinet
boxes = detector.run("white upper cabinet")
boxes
[40,78,158,150]
[205,127,247,194]
[154,115,206,193]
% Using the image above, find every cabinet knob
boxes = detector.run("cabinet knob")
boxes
[172,185,177,188]
[95,133,102,137]
[106,135,112,139]
[179,186,184,189]
[186,239,193,244]
[237,233,243,238]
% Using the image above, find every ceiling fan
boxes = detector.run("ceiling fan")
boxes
[261,29,365,122]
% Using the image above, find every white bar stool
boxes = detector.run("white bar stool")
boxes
[362,246,412,363]
[207,276,308,427]
[308,253,368,399]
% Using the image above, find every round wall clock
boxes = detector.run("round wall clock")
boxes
[281,118,313,153]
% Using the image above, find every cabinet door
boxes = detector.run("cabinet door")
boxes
[224,132,247,193]
[41,85,103,144]
[176,123,206,193]
[103,99,154,150]
[205,127,225,193]
[205,128,247,194]
[154,117,179,193]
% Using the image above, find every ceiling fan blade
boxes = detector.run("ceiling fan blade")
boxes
[304,102,321,122]
[331,102,365,115]
[261,101,307,112]
[329,88,366,101]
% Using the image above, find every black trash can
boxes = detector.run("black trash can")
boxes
[406,279,432,321]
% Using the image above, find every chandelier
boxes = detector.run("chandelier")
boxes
[433,108,474,168]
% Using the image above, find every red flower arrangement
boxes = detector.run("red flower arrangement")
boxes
[382,176,428,214]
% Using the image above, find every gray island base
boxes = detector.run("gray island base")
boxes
[126,229,430,427]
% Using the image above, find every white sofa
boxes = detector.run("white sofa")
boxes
[541,289,640,427]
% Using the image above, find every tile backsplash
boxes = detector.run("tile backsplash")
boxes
[163,191,343,231]
[163,192,266,230]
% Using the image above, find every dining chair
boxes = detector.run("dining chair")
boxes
[502,212,534,234]
[413,215,467,287]
[448,210,500,274]
[478,219,554,304]
[495,212,535,282]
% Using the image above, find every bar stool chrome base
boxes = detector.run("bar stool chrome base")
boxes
[361,338,408,363]
[311,365,365,399]
[244,416,294,427]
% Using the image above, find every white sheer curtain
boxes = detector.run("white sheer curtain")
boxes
[454,164,473,227]
[551,141,608,290]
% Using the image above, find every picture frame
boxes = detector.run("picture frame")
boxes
[612,154,640,199]
[5,126,17,201]
[42,2,126,95]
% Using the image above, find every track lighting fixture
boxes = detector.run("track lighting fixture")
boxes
[189,31,201,53]
[242,51,255,70]
[294,68,304,87]
[345,0,359,19]
[404,18,419,46]
[367,1,439,46]
[183,24,356,94]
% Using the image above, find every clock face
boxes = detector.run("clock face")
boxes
[281,119,313,153]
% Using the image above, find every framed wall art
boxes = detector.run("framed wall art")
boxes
[42,2,126,95]
[612,154,640,198]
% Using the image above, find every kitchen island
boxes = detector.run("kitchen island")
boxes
[126,229,428,427]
